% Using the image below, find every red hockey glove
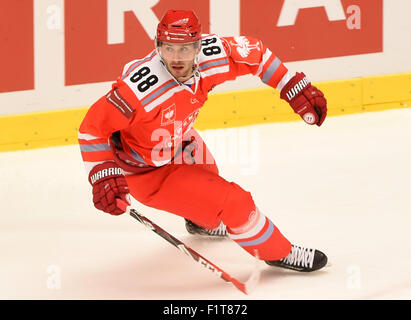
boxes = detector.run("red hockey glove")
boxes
[280,72,327,126]
[88,162,130,215]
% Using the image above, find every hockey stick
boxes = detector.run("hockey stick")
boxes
[117,200,260,294]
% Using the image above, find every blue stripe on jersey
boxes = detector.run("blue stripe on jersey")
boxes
[141,80,178,107]
[261,57,281,84]
[79,143,111,153]
[199,58,229,71]
[129,147,147,164]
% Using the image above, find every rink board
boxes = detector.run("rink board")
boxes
[1,72,410,152]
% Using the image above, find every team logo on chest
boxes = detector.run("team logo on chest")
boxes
[161,103,176,126]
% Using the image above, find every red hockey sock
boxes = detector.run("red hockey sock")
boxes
[227,208,292,261]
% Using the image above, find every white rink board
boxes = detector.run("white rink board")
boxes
[0,108,410,299]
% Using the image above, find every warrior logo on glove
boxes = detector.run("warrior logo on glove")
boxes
[280,72,327,126]
[88,162,130,216]
[90,167,124,184]
[284,76,309,100]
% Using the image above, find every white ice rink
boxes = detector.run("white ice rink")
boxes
[1,108,410,300]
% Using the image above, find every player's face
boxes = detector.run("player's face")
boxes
[159,42,200,82]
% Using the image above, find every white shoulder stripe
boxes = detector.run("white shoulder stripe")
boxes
[78,132,103,141]
[255,48,273,77]
[276,71,293,91]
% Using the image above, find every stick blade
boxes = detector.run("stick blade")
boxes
[126,202,261,295]
[229,250,261,295]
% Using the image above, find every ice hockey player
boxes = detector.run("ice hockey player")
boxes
[78,9,328,272]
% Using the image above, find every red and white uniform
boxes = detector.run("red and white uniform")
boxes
[78,34,292,261]
[79,34,290,172]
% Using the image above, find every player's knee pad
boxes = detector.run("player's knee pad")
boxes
[220,182,256,228]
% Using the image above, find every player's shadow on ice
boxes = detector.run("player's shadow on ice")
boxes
[75,245,242,298]
[74,230,329,298]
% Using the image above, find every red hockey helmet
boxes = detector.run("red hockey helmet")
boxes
[156,10,201,43]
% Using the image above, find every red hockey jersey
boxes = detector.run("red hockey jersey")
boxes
[78,34,291,173]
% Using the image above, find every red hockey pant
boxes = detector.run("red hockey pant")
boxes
[124,130,291,260]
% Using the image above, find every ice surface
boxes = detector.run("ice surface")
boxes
[0,108,410,299]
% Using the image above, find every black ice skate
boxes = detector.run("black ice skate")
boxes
[185,219,227,237]
[265,244,328,272]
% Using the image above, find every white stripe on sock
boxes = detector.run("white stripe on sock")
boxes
[228,209,267,240]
